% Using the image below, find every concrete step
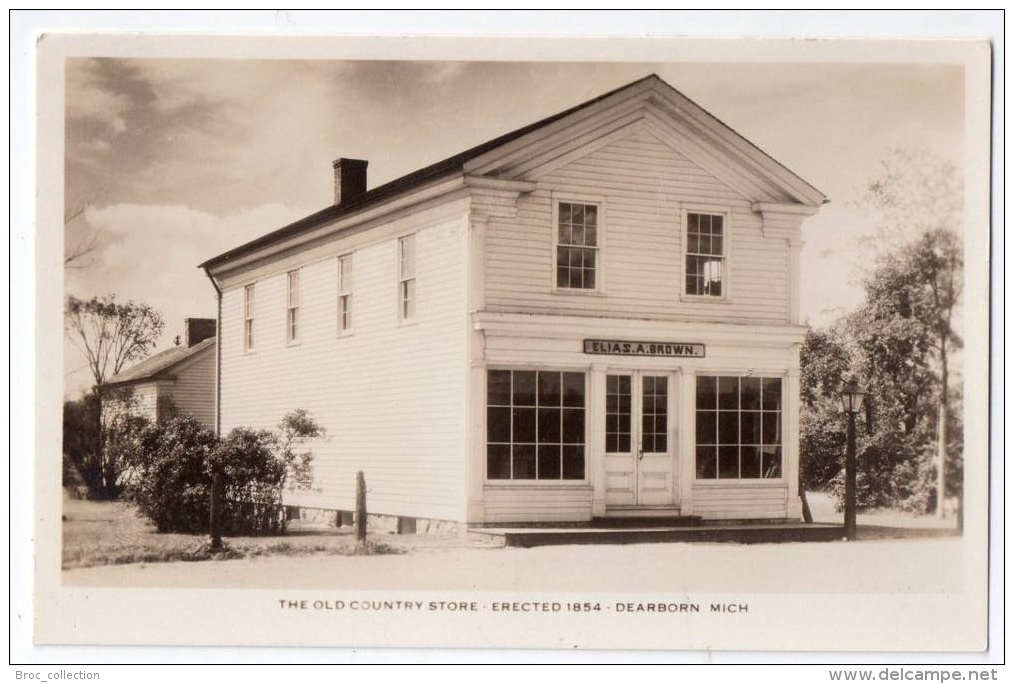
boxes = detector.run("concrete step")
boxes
[472,523,845,548]
[590,515,704,528]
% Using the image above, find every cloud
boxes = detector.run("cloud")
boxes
[63,202,312,398]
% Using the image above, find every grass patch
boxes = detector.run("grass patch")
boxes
[62,498,417,569]
[341,540,407,556]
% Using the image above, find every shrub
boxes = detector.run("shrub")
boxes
[211,427,288,535]
[118,415,218,533]
[119,410,325,536]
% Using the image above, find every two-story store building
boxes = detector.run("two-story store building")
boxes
[201,74,825,526]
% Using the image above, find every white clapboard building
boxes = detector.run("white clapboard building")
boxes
[201,75,825,526]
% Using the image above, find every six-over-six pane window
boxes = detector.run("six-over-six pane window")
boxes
[245,207,742,345]
[487,370,586,480]
[556,201,599,290]
[685,211,725,297]
[695,375,782,479]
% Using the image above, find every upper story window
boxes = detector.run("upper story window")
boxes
[338,253,353,333]
[695,375,782,480]
[286,269,301,343]
[555,200,599,291]
[243,284,255,351]
[398,234,416,321]
[685,211,725,298]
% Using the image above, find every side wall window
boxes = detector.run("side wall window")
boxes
[398,235,416,321]
[338,253,353,333]
[487,370,586,481]
[685,211,725,297]
[287,269,301,343]
[695,375,782,479]
[243,284,255,351]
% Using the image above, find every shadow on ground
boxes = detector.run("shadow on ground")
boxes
[852,524,962,541]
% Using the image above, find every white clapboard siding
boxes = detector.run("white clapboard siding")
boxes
[102,382,159,425]
[485,128,789,323]
[483,485,594,524]
[220,213,469,521]
[691,483,789,519]
[167,350,215,428]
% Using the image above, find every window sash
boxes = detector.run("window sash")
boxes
[685,212,725,297]
[287,270,300,342]
[400,279,415,320]
[694,375,782,479]
[243,284,255,350]
[399,235,416,280]
[338,255,353,332]
[556,201,599,290]
[487,370,586,481]
[398,235,416,320]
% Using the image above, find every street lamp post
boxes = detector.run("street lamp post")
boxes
[840,380,869,541]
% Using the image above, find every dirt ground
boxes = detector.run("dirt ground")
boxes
[62,492,965,593]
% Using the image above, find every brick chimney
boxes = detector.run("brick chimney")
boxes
[184,318,216,347]
[333,158,368,206]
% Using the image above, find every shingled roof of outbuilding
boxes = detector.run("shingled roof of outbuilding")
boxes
[102,337,215,388]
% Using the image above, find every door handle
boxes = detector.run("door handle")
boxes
[638,444,644,461]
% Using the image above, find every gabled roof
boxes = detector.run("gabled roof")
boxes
[201,74,825,273]
[102,337,215,388]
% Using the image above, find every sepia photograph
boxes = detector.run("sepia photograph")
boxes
[15,14,998,665]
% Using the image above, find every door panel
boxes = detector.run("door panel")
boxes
[603,373,636,506]
[603,372,677,509]
[638,374,673,506]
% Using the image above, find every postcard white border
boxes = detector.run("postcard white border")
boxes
[12,10,1003,665]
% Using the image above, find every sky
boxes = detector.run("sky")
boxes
[61,56,966,398]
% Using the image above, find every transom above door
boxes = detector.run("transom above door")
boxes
[603,372,677,509]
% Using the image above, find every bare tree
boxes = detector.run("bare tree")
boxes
[64,294,165,388]
[64,199,103,269]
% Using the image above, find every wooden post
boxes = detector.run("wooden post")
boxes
[355,470,367,543]
[209,469,224,551]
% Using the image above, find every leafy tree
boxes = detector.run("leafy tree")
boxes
[800,150,963,515]
[64,294,165,389]
[62,391,102,495]
[801,229,964,513]
[64,295,165,497]
[855,151,963,517]
[799,327,850,490]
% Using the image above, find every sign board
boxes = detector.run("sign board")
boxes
[583,339,706,358]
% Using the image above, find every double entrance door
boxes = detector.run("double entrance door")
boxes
[603,371,677,509]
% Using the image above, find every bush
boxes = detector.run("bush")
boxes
[119,415,218,533]
[211,427,288,535]
[828,469,879,513]
[119,410,324,536]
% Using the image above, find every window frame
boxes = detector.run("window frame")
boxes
[337,252,354,335]
[243,283,256,352]
[286,269,301,344]
[484,367,590,484]
[397,234,417,323]
[681,206,730,302]
[551,194,605,295]
[693,373,785,482]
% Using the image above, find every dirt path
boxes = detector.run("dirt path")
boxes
[63,535,965,593]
